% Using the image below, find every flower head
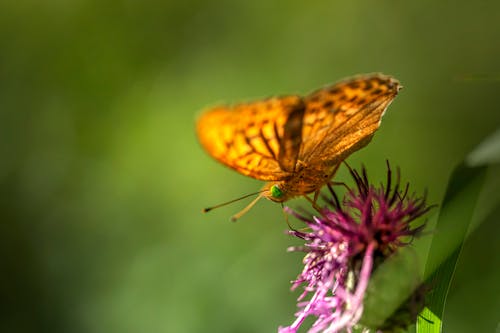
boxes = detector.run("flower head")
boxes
[279,163,432,333]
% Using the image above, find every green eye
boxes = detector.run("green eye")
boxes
[270,184,283,198]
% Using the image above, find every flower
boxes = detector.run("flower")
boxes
[279,163,432,333]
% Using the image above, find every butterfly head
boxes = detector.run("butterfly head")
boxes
[263,182,290,202]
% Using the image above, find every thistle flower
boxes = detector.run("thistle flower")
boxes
[279,163,432,333]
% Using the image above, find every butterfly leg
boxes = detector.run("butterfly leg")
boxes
[328,181,350,191]
[325,163,350,190]
[313,189,320,204]
[304,192,322,213]
[327,162,342,180]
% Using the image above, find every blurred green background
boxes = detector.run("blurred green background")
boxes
[1,1,499,332]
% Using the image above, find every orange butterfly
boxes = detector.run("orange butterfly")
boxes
[196,74,401,220]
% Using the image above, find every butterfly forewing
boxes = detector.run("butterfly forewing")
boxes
[299,74,400,166]
[196,95,304,181]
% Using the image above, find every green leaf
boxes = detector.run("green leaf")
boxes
[417,163,487,333]
[417,129,500,333]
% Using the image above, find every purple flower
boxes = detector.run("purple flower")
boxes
[279,163,432,333]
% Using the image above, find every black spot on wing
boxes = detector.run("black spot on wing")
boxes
[323,100,334,109]
[309,95,320,103]
[329,87,340,95]
[348,81,360,89]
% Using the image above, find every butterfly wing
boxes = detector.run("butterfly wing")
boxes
[299,74,401,168]
[196,95,305,181]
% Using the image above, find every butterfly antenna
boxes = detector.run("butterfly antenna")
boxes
[203,191,264,213]
[230,193,264,222]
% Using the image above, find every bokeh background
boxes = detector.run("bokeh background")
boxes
[1,1,499,332]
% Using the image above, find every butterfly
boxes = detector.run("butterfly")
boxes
[196,73,401,220]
